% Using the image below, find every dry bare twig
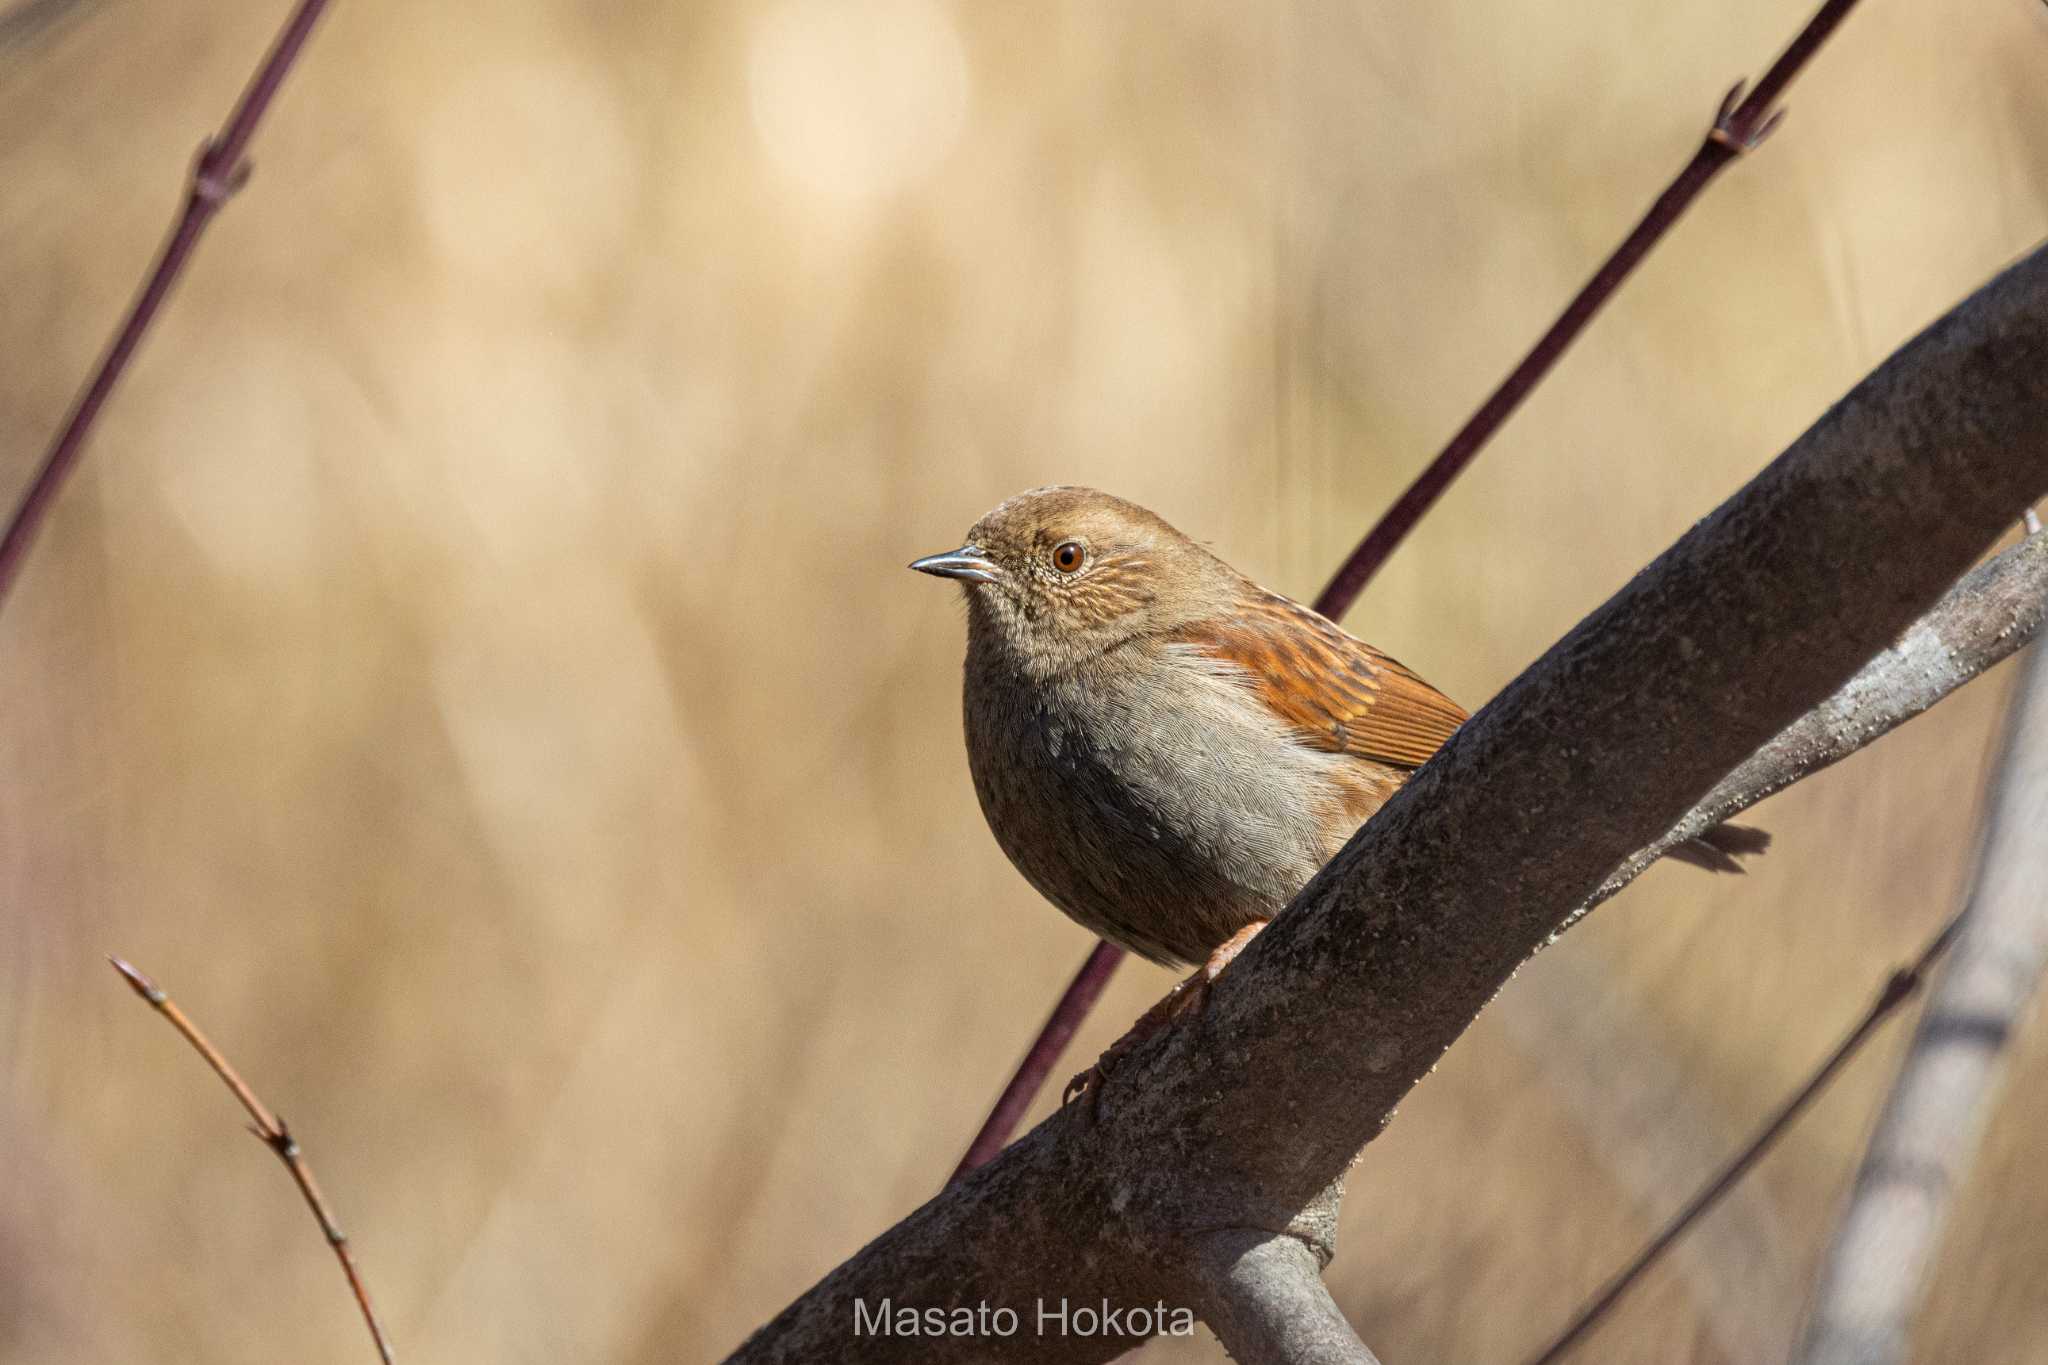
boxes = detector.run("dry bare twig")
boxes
[0,0,335,611]
[109,957,395,1364]
[1491,944,1806,1358]
[950,0,1873,1183]
[1522,913,1968,1365]
[1794,641,2048,1365]
[737,241,2048,1363]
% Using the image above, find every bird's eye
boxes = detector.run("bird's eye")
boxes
[1051,541,1085,573]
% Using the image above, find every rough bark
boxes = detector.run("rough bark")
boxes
[1577,529,2048,925]
[729,243,2048,1364]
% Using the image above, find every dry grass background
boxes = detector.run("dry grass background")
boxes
[4,0,2048,1360]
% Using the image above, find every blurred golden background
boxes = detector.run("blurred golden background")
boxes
[4,1,2048,1360]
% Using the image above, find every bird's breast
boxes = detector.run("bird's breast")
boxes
[961,643,1344,964]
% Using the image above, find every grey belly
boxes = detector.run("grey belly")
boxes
[967,672,1328,966]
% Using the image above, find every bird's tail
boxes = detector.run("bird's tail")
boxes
[1664,821,1772,873]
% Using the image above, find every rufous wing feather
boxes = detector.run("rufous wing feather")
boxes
[1170,592,1468,771]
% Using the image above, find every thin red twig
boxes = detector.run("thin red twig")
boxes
[110,957,395,1364]
[0,0,335,610]
[948,940,1123,1183]
[946,0,1869,1184]
[1313,0,1856,614]
[1520,911,1965,1365]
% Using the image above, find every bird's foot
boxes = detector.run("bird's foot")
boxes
[1061,919,1270,1120]
[1060,983,1199,1114]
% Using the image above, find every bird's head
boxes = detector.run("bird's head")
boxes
[910,486,1229,676]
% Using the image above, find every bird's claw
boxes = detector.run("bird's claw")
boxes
[1063,1060,1110,1124]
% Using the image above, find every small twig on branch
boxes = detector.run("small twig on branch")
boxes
[1794,642,2048,1365]
[109,957,395,1364]
[947,0,1872,1184]
[0,0,334,611]
[1193,1228,1380,1365]
[1519,915,1966,1365]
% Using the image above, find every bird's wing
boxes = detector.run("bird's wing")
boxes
[1168,593,1468,770]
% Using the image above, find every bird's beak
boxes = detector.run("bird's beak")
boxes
[909,546,1001,585]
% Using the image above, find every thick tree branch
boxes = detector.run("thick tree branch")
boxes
[731,243,2048,1364]
[1566,525,2048,933]
[1793,644,2048,1365]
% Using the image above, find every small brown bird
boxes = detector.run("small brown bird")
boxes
[913,487,1764,1089]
